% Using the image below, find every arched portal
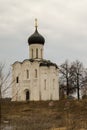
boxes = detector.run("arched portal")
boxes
[26,90,30,101]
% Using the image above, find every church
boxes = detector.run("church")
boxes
[12,19,59,101]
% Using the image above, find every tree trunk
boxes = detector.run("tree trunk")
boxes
[77,73,80,100]
[0,85,1,99]
[67,78,69,97]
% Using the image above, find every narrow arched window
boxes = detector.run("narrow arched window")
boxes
[16,76,19,83]
[32,49,33,58]
[26,70,29,79]
[35,69,37,78]
[36,48,38,58]
[44,79,46,90]
[41,49,43,58]
[53,79,55,89]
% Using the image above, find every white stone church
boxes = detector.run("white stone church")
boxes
[12,20,59,101]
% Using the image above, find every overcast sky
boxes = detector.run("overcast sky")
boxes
[1,0,87,70]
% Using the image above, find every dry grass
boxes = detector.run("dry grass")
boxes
[50,127,66,130]
[1,99,87,130]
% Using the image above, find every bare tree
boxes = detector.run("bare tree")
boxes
[70,60,84,100]
[0,63,5,99]
[0,62,21,100]
[59,60,71,97]
[59,60,87,100]
[0,63,10,99]
[80,68,87,98]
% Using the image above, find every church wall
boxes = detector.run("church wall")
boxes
[40,66,50,100]
[40,66,59,101]
[29,61,40,101]
[12,60,41,101]
[12,62,22,101]
[12,61,59,101]
[49,66,59,100]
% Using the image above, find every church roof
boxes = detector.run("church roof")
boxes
[39,60,58,68]
[28,19,45,45]
[12,59,58,69]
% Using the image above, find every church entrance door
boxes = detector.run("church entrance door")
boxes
[26,90,30,101]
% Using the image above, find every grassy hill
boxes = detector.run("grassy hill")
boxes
[1,99,87,130]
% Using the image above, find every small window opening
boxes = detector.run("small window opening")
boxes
[35,69,37,78]
[16,76,19,83]
[41,49,43,58]
[44,79,46,90]
[36,48,38,58]
[32,49,33,58]
[53,79,55,89]
[27,70,29,79]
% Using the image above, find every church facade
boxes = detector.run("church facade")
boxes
[12,20,59,101]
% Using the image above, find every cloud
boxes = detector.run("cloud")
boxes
[0,0,87,69]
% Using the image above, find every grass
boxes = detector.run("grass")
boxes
[1,99,87,130]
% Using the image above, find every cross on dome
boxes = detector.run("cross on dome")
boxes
[35,18,38,29]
